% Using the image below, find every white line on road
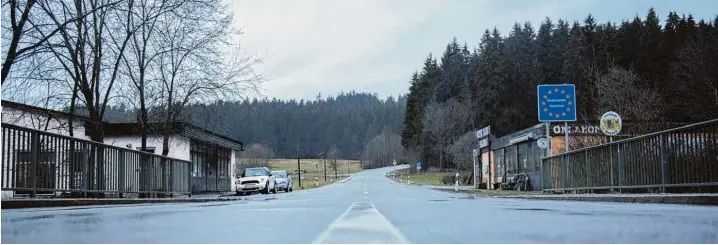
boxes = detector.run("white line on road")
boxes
[312,202,410,244]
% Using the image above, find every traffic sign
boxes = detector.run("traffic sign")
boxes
[392,160,397,166]
[537,84,577,122]
[600,111,622,136]
[416,161,422,170]
[472,149,478,157]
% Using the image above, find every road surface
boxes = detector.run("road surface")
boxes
[2,165,718,243]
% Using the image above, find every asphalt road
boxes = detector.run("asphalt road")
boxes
[2,165,718,244]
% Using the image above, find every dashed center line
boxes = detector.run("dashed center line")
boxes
[312,202,409,244]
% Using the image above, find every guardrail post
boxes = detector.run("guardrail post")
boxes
[30,131,39,198]
[81,144,89,198]
[562,155,568,189]
[188,161,193,197]
[659,134,668,193]
[118,151,125,198]
[168,160,174,198]
[585,150,591,191]
[617,143,623,193]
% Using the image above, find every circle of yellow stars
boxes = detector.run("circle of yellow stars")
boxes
[541,87,573,119]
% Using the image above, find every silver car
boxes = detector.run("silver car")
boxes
[271,170,293,192]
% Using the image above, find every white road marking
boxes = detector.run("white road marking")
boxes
[312,202,410,244]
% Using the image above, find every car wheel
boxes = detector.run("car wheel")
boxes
[272,182,278,194]
[263,182,270,194]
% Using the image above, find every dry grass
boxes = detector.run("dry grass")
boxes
[266,158,362,190]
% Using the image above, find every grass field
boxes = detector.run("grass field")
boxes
[392,168,471,186]
[266,158,362,190]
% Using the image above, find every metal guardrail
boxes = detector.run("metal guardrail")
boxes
[1,123,192,198]
[541,119,718,192]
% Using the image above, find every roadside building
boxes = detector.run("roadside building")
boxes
[1,100,243,199]
[103,122,244,193]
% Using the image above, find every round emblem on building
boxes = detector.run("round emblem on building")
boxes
[537,137,549,149]
[600,111,622,136]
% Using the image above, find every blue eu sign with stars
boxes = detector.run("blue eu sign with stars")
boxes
[537,84,577,122]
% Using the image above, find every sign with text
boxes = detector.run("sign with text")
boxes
[476,126,491,139]
[479,138,489,148]
[537,84,577,122]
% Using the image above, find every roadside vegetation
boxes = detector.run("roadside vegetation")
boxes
[267,159,362,190]
[235,143,363,190]
[391,168,542,196]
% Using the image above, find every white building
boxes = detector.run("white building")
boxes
[1,100,243,199]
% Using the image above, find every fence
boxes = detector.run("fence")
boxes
[1,123,192,198]
[541,119,718,192]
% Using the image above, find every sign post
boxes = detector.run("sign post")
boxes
[472,149,479,188]
[537,84,577,154]
[475,126,491,189]
[392,160,397,179]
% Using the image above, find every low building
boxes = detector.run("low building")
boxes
[103,122,244,193]
[1,100,243,199]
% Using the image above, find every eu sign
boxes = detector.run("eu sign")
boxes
[537,84,577,122]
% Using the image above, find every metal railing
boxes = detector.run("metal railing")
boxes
[541,119,718,192]
[1,123,192,198]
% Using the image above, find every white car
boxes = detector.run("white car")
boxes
[236,167,277,195]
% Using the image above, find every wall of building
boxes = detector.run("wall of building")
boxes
[231,150,237,192]
[1,107,91,199]
[103,135,191,161]
[1,106,89,140]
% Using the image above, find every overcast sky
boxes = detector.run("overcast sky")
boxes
[227,0,717,101]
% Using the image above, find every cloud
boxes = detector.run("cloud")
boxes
[227,0,445,100]
[226,0,718,101]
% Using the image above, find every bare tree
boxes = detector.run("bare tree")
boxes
[153,0,264,157]
[116,0,186,151]
[236,143,275,174]
[34,0,135,142]
[593,67,664,123]
[422,99,468,170]
[361,130,403,170]
[447,131,474,172]
[1,0,126,83]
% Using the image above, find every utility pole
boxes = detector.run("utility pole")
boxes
[323,151,327,182]
[333,153,338,180]
[297,139,301,188]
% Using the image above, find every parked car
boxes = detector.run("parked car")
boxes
[271,170,293,192]
[236,167,277,195]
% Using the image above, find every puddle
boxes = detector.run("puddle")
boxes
[5,214,56,222]
[505,208,556,212]
[197,203,232,207]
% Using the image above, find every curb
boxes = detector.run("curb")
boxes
[499,195,718,206]
[1,197,245,210]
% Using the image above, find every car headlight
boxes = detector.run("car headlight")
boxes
[260,177,266,182]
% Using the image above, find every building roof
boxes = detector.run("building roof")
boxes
[2,100,244,151]
[1,100,89,121]
[103,122,244,151]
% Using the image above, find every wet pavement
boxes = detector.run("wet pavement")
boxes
[2,165,718,243]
